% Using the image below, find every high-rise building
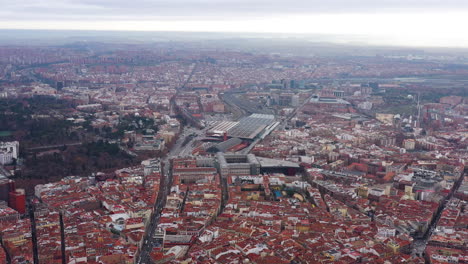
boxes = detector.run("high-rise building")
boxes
[56,81,64,90]
[369,82,379,92]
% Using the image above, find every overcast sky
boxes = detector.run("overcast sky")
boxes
[1,0,467,47]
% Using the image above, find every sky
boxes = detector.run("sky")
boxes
[1,0,468,47]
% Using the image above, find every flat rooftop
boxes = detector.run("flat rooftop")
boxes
[207,114,276,140]
[207,121,239,135]
[227,114,275,140]
[256,157,300,168]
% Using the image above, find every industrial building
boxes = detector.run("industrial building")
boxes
[216,153,301,178]
[216,153,261,177]
[227,114,276,140]
[207,114,277,140]
[172,157,218,183]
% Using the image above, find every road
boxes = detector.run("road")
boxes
[136,126,204,264]
[178,127,207,157]
[181,63,198,90]
[27,142,82,152]
[411,170,466,257]
[138,61,208,263]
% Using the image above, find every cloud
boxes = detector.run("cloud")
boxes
[1,0,468,21]
[1,0,467,47]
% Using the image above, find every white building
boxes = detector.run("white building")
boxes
[0,141,19,165]
[357,101,373,110]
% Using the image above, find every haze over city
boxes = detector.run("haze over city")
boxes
[1,0,468,47]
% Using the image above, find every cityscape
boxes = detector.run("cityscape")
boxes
[0,1,467,264]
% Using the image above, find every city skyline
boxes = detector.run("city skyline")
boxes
[0,2,467,263]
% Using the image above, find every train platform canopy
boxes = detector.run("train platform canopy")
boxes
[207,138,243,153]
[207,121,239,136]
[227,114,275,140]
[207,114,276,140]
